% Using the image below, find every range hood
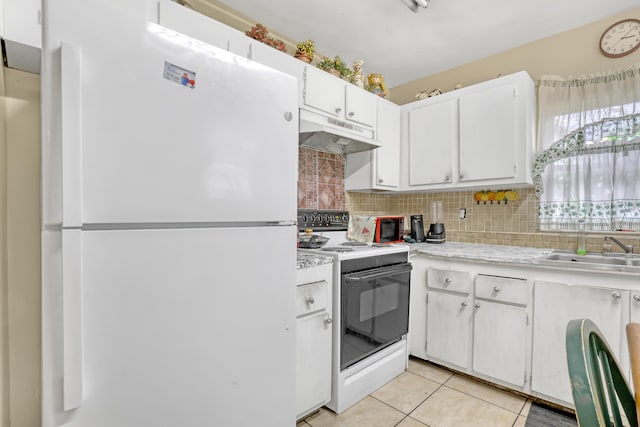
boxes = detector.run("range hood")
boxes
[299,109,381,155]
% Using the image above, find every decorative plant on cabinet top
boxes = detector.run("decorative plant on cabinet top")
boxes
[245,23,286,52]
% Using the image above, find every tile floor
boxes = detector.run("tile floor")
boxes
[297,357,534,427]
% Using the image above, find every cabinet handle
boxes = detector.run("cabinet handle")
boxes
[474,302,481,308]
[493,286,501,292]
[611,292,621,299]
[444,277,451,284]
[306,296,315,304]
[325,316,333,325]
[461,301,468,307]
[459,173,464,180]
[335,107,342,114]
[445,175,451,182]
[634,295,640,302]
[348,111,355,117]
[378,178,384,184]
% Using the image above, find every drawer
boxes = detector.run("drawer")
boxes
[475,275,528,305]
[296,280,329,317]
[428,268,470,294]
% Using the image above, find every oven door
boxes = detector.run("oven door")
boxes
[341,263,412,370]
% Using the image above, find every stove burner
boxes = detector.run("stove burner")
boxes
[321,247,354,252]
[341,241,368,247]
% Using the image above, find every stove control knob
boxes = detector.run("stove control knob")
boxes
[322,215,330,223]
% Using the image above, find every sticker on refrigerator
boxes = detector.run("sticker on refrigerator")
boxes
[163,61,196,89]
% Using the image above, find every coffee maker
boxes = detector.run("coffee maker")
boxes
[426,201,446,243]
[410,215,426,242]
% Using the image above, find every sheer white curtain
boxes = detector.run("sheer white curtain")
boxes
[533,64,640,231]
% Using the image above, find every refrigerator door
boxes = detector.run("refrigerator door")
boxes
[41,0,298,227]
[42,226,296,427]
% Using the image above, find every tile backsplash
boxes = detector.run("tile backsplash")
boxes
[297,147,345,210]
[297,148,639,252]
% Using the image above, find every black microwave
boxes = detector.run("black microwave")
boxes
[374,216,404,243]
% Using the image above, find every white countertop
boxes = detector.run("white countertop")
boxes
[296,252,335,270]
[408,241,553,265]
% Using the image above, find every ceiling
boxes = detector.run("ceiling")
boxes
[211,0,639,87]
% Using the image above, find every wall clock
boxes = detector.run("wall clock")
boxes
[599,18,640,58]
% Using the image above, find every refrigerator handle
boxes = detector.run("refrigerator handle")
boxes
[60,42,83,228]
[62,230,84,410]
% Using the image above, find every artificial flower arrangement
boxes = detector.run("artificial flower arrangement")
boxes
[294,39,315,62]
[245,23,286,52]
[317,55,352,80]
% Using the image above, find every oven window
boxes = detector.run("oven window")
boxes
[359,283,399,322]
[341,264,411,370]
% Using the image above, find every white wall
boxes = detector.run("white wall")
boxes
[1,67,41,427]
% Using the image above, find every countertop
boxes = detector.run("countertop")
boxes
[297,252,335,270]
[408,241,553,265]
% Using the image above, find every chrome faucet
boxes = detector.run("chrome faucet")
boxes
[605,236,634,254]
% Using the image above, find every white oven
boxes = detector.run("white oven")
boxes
[297,209,411,414]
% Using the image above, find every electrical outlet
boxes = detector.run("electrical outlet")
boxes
[459,208,467,219]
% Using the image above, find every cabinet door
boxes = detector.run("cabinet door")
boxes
[426,291,471,369]
[409,255,429,359]
[249,41,300,78]
[531,281,627,405]
[408,99,457,186]
[473,301,527,387]
[302,66,345,119]
[374,100,400,189]
[158,0,249,56]
[458,84,517,182]
[296,310,332,419]
[345,85,377,128]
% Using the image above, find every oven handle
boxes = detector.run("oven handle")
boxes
[344,263,413,282]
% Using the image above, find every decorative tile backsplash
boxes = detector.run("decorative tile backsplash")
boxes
[297,148,640,251]
[297,147,345,210]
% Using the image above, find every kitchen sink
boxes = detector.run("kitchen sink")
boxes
[538,250,640,273]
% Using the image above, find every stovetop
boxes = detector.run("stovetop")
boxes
[301,241,408,260]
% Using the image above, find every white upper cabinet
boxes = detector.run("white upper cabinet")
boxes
[459,83,518,182]
[408,98,457,187]
[158,0,249,57]
[345,98,400,191]
[2,0,42,73]
[401,71,536,192]
[248,40,301,78]
[301,66,377,129]
[157,0,301,78]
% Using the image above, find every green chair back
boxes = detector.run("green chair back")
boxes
[566,318,638,427]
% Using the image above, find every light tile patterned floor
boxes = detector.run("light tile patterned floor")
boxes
[297,358,533,427]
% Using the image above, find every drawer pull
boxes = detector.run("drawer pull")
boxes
[461,301,468,307]
[306,296,315,304]
[634,295,640,302]
[335,107,342,114]
[611,292,621,299]
[348,111,355,117]
[475,302,481,309]
[493,286,501,292]
[444,277,452,285]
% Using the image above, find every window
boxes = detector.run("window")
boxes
[533,66,640,232]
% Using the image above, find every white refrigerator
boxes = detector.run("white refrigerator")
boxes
[41,0,298,426]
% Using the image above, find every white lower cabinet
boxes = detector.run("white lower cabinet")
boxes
[409,252,640,409]
[426,291,472,369]
[409,256,531,395]
[296,264,333,420]
[531,280,628,406]
[425,268,472,369]
[473,300,527,387]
